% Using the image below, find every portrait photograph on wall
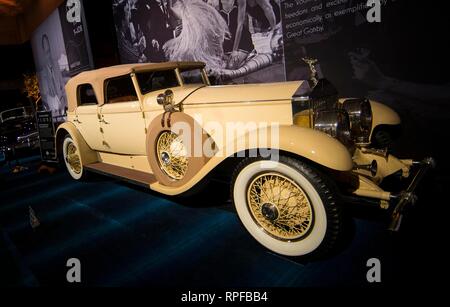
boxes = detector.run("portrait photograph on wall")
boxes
[31,0,93,120]
[31,9,69,119]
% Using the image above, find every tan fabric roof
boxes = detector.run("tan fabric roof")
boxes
[65,62,205,112]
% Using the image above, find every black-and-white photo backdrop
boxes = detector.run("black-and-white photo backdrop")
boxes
[112,0,286,84]
[31,0,93,120]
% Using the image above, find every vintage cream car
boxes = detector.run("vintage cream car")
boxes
[56,61,434,257]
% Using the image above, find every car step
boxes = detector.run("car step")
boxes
[84,162,157,188]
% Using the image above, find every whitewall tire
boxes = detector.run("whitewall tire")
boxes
[231,156,341,257]
[63,135,85,180]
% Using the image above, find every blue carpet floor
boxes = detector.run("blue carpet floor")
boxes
[0,156,443,287]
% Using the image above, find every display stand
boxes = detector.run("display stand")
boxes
[36,111,58,163]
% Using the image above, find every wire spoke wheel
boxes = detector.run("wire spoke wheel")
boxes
[233,157,342,257]
[156,131,188,180]
[62,135,85,181]
[247,172,314,241]
[66,142,81,174]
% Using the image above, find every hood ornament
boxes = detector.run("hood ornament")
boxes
[302,57,319,87]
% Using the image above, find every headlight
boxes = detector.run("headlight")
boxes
[342,98,372,143]
[314,110,352,145]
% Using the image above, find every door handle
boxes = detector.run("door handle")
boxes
[73,117,82,124]
[98,114,109,124]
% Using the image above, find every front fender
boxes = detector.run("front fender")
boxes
[370,100,401,130]
[221,125,353,172]
[56,122,98,165]
[277,125,353,171]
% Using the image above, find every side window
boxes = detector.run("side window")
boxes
[136,70,179,95]
[105,75,138,104]
[78,84,98,106]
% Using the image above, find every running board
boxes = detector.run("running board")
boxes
[85,162,157,188]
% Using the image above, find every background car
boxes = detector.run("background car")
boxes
[0,90,39,166]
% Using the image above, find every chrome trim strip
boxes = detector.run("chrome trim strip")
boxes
[186,98,289,106]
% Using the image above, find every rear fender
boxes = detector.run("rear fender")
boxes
[55,122,98,165]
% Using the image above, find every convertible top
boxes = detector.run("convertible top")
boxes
[65,62,205,112]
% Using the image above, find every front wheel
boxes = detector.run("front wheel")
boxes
[231,156,342,257]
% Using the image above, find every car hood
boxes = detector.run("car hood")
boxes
[179,81,304,105]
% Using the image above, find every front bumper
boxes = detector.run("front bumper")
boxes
[0,132,40,161]
[347,150,436,231]
[388,157,436,231]
[15,132,40,150]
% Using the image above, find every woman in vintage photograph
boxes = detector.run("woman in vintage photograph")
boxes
[163,0,230,70]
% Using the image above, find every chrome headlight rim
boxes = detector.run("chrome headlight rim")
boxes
[313,109,352,146]
[342,98,373,140]
[359,99,373,131]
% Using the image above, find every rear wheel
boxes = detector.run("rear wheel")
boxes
[62,135,86,180]
[231,156,342,257]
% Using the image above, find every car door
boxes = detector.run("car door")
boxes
[99,74,147,155]
[74,83,104,151]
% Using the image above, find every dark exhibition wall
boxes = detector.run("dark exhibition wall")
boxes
[0,0,449,291]
[0,0,64,45]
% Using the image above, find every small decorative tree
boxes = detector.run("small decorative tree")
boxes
[23,73,41,109]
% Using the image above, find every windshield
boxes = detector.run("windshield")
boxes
[136,70,180,95]
[0,107,32,123]
[180,68,208,85]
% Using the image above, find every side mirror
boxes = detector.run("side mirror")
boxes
[164,89,174,104]
[157,89,174,106]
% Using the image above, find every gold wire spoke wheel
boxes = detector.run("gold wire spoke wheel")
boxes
[66,142,82,174]
[247,173,314,241]
[156,131,188,180]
